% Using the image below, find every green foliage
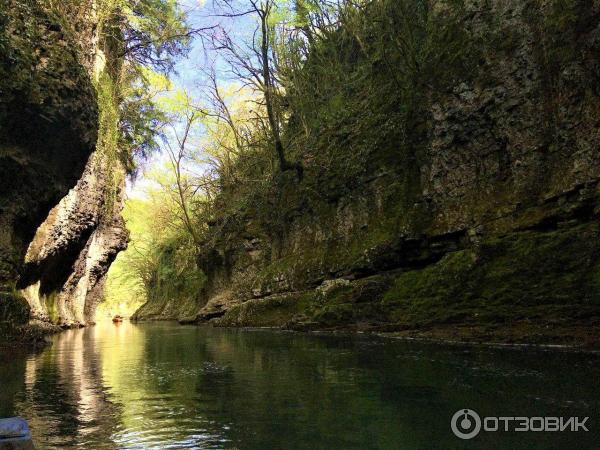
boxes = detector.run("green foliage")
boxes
[96,0,189,171]
[126,0,600,339]
[150,237,206,298]
[95,72,124,215]
[33,0,189,176]
[100,198,152,317]
[104,169,207,317]
[202,0,477,245]
[382,224,600,328]
[119,66,170,167]
[281,0,475,157]
[122,0,190,73]
[127,0,480,319]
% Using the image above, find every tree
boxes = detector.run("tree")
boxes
[118,66,171,168]
[207,0,303,179]
[96,0,219,170]
[161,99,204,248]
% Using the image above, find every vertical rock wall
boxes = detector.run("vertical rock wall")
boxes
[20,153,128,326]
[0,0,99,287]
[0,0,128,332]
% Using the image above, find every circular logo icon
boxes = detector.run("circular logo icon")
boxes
[451,409,481,440]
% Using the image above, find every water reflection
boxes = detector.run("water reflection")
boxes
[1,322,599,448]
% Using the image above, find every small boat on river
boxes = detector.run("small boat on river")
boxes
[0,417,34,449]
[112,315,124,323]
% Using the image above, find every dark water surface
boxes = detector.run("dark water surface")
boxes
[0,322,599,449]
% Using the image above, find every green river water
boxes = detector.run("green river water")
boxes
[0,321,598,449]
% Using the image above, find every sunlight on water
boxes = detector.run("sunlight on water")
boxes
[1,322,599,449]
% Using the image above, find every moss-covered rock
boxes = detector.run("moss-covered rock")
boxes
[381,223,600,329]
[0,0,131,334]
[0,289,57,345]
[206,220,600,344]
[215,292,317,328]
[0,290,30,325]
[0,0,98,287]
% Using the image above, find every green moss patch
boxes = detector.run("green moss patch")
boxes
[381,223,600,330]
[216,292,317,328]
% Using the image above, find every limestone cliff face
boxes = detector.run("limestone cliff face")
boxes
[0,0,128,333]
[422,0,600,233]
[135,0,600,343]
[19,153,128,326]
[0,0,99,286]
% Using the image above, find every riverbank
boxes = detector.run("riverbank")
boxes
[0,289,59,347]
[17,309,600,350]
[0,321,60,348]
